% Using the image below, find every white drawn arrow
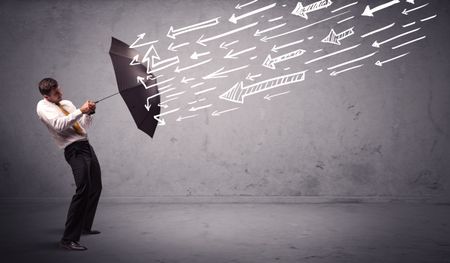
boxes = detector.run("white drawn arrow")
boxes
[219,71,306,104]
[189,104,212,112]
[219,40,239,49]
[362,0,400,17]
[154,108,180,125]
[262,48,305,69]
[158,97,179,109]
[197,22,258,46]
[271,39,304,52]
[254,23,286,36]
[211,107,240,116]
[224,46,256,59]
[321,27,354,45]
[372,27,421,48]
[375,52,409,66]
[144,98,152,111]
[168,42,189,52]
[202,65,249,79]
[142,45,180,74]
[229,3,276,24]
[167,17,220,39]
[246,73,262,81]
[261,11,348,42]
[190,51,211,60]
[402,3,428,15]
[129,55,140,66]
[330,64,363,76]
[174,58,212,73]
[129,33,159,48]
[176,114,199,122]
[291,0,333,19]
[264,90,291,100]
[235,0,258,9]
[181,76,195,84]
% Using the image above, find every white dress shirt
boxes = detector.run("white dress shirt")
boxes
[36,98,93,149]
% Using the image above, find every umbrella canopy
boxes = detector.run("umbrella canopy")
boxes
[108,37,160,138]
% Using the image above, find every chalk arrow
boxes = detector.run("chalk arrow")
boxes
[189,104,212,112]
[254,23,286,36]
[235,0,258,9]
[402,3,429,15]
[291,0,333,19]
[246,73,262,81]
[190,51,210,60]
[375,52,409,66]
[167,17,220,39]
[362,0,400,17]
[271,39,304,52]
[229,3,276,24]
[197,22,258,46]
[129,33,158,48]
[406,0,414,4]
[219,70,306,104]
[174,58,212,73]
[262,48,305,69]
[181,76,195,84]
[154,108,180,125]
[321,27,354,45]
[264,90,291,100]
[219,40,239,49]
[372,27,420,48]
[144,98,152,111]
[129,55,140,66]
[176,114,199,122]
[142,45,180,74]
[211,107,240,116]
[224,46,256,59]
[168,42,189,52]
[202,65,249,79]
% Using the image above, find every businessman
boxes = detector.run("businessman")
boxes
[36,78,102,251]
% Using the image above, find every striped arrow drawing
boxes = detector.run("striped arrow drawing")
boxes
[219,70,306,104]
[321,27,354,45]
[167,17,220,39]
[361,0,400,17]
[262,48,305,69]
[291,0,333,19]
[229,3,276,24]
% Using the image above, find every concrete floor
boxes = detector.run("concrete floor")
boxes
[1,201,450,263]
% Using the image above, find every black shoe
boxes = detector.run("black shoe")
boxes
[59,240,87,251]
[82,229,101,235]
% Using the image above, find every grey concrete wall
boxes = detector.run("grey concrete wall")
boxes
[0,0,449,199]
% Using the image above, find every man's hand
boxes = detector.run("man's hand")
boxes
[80,100,95,114]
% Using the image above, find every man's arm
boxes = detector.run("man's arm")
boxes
[37,101,92,132]
[37,107,83,132]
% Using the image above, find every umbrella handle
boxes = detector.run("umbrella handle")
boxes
[94,91,120,104]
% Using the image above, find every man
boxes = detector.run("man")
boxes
[36,78,102,251]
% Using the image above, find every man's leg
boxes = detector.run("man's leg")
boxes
[62,144,92,242]
[82,144,102,232]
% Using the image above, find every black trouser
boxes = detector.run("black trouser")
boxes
[62,140,102,242]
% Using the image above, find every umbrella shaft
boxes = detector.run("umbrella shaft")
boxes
[95,92,120,103]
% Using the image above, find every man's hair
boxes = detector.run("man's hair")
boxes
[38,78,58,96]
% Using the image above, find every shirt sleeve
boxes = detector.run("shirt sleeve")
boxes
[79,114,93,129]
[37,102,84,132]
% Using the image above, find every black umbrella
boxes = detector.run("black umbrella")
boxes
[96,37,161,138]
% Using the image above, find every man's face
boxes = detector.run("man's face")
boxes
[44,86,63,103]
